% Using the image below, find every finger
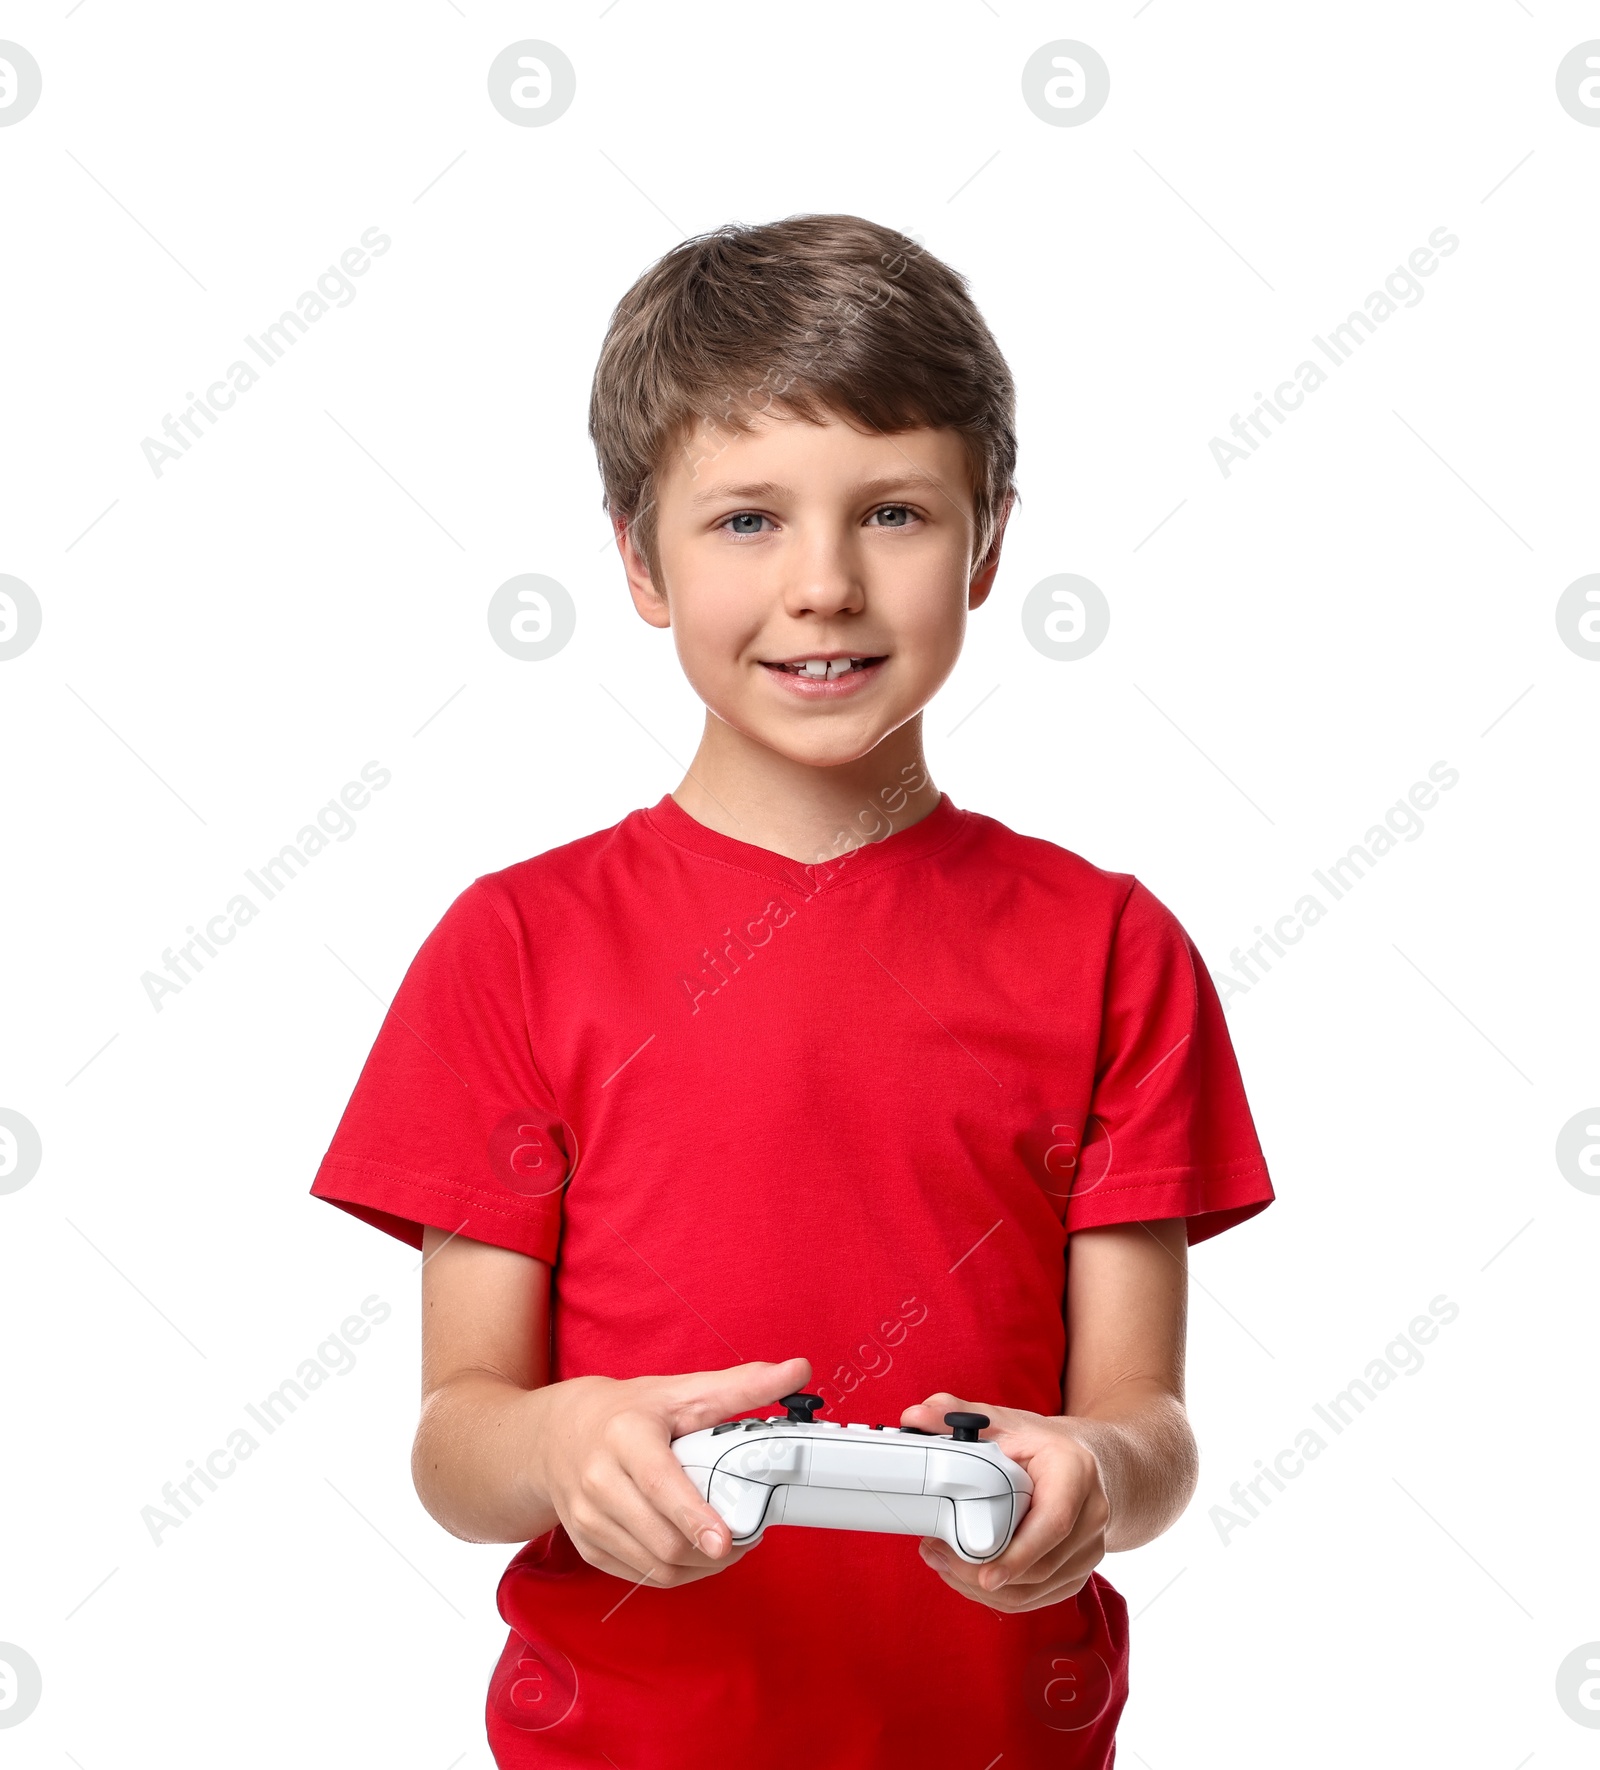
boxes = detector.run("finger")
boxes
[611,1448,742,1567]
[980,1570,1091,1612]
[564,1503,672,1583]
[569,1540,639,1582]
[901,1391,973,1423]
[569,1481,754,1585]
[920,1539,1091,1611]
[577,1537,750,1589]
[898,1394,1061,1590]
[919,1539,1003,1603]
[566,1441,714,1577]
[919,1518,1078,1598]
[898,1393,1031,1436]
[569,1469,758,1582]
[981,1532,1080,1592]
[665,1356,813,1435]
[972,1497,1085,1591]
[578,1540,660,1584]
[974,1446,1104,1588]
[616,1421,753,1561]
[990,1562,1095,1611]
[917,1534,1039,1596]
[918,1538,987,1592]
[577,1521,752,1588]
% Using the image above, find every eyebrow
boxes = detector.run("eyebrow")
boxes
[685,470,950,509]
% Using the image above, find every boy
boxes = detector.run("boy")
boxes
[310,213,1274,1767]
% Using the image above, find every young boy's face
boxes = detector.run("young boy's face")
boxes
[619,407,1007,771]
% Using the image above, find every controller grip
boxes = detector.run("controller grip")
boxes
[707,1471,776,1541]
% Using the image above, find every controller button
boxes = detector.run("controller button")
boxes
[780,1392,825,1424]
[945,1411,990,1443]
[712,1421,740,1436]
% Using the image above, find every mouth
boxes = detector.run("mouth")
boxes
[758,653,888,679]
[756,652,889,699]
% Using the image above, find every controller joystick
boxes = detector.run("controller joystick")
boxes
[944,1412,990,1443]
[780,1392,825,1424]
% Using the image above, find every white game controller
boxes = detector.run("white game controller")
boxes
[671,1392,1032,1564]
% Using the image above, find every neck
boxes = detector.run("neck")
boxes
[672,712,939,864]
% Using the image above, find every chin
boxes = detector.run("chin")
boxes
[785,736,889,770]
[723,718,877,770]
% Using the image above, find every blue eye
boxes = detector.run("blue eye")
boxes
[721,505,918,536]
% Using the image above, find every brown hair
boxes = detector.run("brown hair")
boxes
[587,213,1018,586]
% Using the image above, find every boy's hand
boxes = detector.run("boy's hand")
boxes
[526,1355,810,1588]
[900,1392,1110,1612]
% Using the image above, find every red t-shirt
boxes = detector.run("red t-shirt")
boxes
[310,791,1273,1768]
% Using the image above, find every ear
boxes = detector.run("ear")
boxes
[967,489,1015,612]
[616,511,671,630]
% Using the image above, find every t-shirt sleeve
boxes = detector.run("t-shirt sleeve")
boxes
[1068,878,1274,1245]
[309,880,571,1264]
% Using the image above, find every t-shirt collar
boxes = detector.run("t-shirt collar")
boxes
[642,788,965,890]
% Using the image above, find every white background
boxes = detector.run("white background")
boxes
[2,3,1597,1765]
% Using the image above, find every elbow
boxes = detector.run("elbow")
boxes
[1100,1396,1198,1554]
[1173,1412,1201,1515]
[410,1404,477,1543]
[409,1416,447,1532]
[1156,1398,1200,1531]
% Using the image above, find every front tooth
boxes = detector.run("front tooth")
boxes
[801,659,829,677]
[826,658,853,678]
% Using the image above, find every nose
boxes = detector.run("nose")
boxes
[782,528,867,621]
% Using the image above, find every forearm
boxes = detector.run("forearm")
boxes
[412,1369,561,1545]
[1056,1379,1198,1552]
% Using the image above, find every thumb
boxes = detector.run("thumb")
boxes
[900,1393,1024,1436]
[667,1356,812,1435]
[900,1391,973,1429]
